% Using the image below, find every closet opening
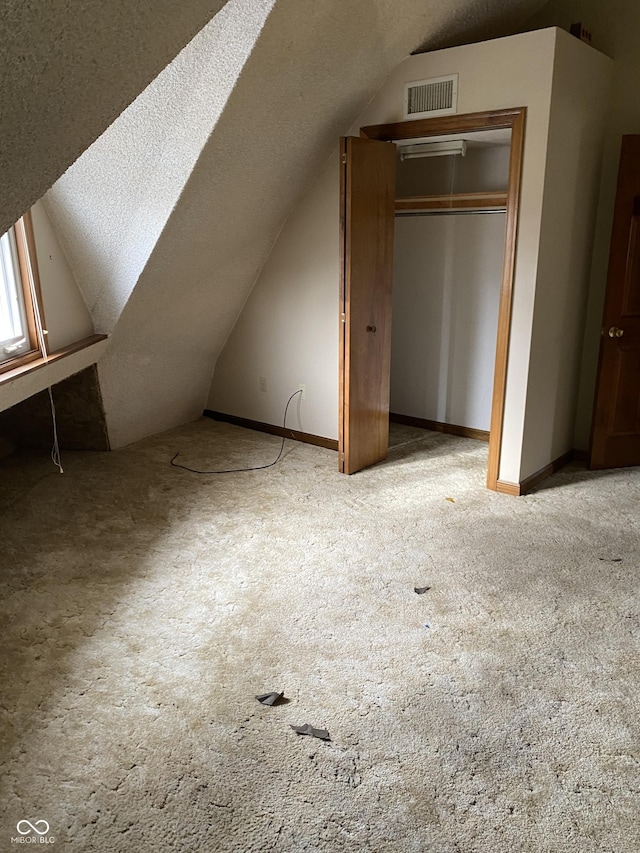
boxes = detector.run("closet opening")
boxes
[390,127,511,460]
[339,108,526,488]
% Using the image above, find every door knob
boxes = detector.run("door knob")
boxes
[366,324,377,333]
[608,326,624,338]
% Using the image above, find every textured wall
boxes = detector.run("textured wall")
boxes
[47,0,545,447]
[205,158,341,440]
[0,0,228,236]
[45,0,275,334]
[40,0,548,447]
[210,27,560,485]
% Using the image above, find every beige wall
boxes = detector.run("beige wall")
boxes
[31,202,93,353]
[42,0,545,449]
[521,29,612,473]
[211,29,559,482]
[522,0,640,451]
[210,27,612,483]
[209,159,340,439]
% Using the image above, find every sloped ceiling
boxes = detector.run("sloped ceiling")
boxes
[45,0,276,334]
[44,0,547,447]
[0,0,228,235]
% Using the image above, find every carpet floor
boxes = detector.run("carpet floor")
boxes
[0,419,638,852]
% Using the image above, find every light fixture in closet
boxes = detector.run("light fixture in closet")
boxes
[399,140,467,161]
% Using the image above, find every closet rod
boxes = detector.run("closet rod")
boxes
[395,208,507,218]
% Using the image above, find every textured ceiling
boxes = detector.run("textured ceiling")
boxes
[412,0,552,52]
[45,0,275,333]
[43,0,547,446]
[0,0,228,236]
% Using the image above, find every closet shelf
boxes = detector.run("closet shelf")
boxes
[395,191,508,211]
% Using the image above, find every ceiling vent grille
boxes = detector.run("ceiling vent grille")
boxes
[404,74,458,120]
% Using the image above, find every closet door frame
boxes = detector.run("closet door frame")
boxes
[360,107,526,491]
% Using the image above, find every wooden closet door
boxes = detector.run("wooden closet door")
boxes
[339,136,396,474]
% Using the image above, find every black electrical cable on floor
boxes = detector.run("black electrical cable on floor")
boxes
[170,389,303,475]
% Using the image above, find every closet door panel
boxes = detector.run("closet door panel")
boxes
[339,136,396,474]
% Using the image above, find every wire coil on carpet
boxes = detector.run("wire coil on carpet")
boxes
[170,389,303,474]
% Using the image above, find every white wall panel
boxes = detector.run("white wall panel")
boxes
[390,212,506,431]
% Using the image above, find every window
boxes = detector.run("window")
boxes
[0,227,30,362]
[0,213,45,373]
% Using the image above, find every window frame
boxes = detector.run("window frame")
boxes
[0,211,47,375]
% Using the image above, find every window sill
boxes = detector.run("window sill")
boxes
[0,334,109,412]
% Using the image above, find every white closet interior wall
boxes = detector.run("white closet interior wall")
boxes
[390,139,509,433]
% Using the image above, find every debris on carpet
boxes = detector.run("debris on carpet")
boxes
[290,723,331,741]
[256,691,286,706]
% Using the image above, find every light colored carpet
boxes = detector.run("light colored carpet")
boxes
[0,419,638,852]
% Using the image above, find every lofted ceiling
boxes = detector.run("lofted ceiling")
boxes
[0,0,228,236]
[11,0,548,446]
